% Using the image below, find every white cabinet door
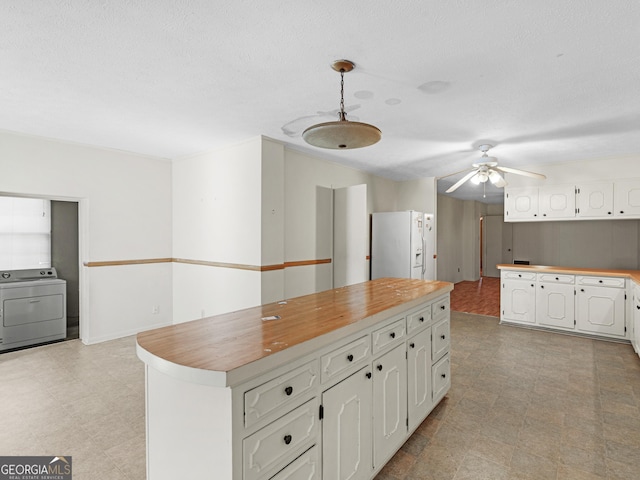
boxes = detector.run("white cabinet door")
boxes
[502,279,536,324]
[538,185,576,219]
[614,179,640,217]
[322,368,373,480]
[634,285,640,355]
[504,187,539,221]
[576,182,614,218]
[407,328,432,431]
[372,344,407,469]
[575,286,626,337]
[536,283,575,329]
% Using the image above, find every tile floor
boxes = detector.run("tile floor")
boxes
[2,311,640,480]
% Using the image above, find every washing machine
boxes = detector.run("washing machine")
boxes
[0,268,67,352]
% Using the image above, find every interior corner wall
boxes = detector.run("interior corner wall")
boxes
[0,130,173,344]
[283,147,398,299]
[172,137,264,323]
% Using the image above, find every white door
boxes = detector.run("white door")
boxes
[372,344,407,468]
[504,187,539,220]
[333,184,367,288]
[614,179,640,217]
[576,182,614,218]
[502,279,536,323]
[407,328,432,431]
[322,368,373,480]
[575,286,626,337]
[536,283,575,329]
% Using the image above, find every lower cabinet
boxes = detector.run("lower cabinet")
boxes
[633,284,640,356]
[372,343,408,468]
[407,328,432,431]
[270,446,320,480]
[501,274,536,324]
[322,367,373,480]
[575,283,626,337]
[536,281,575,330]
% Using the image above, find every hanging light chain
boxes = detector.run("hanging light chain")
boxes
[338,69,346,121]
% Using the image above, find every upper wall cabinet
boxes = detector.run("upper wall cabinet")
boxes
[505,178,640,222]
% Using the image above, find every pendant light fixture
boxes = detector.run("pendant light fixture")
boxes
[302,60,381,149]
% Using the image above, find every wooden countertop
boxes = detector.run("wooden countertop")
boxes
[497,264,640,283]
[136,278,453,387]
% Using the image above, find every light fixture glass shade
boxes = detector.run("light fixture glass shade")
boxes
[302,120,382,149]
[470,171,489,184]
[488,170,507,187]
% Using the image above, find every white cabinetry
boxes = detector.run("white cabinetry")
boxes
[614,180,640,217]
[538,185,576,219]
[407,328,432,431]
[372,344,407,468]
[575,276,626,338]
[501,271,536,324]
[504,187,539,220]
[633,283,640,357]
[576,182,614,218]
[535,273,575,330]
[322,367,373,480]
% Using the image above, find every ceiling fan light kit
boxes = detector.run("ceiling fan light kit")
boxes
[302,60,381,150]
[444,144,546,194]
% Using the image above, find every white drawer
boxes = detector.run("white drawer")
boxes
[372,318,406,354]
[432,354,450,402]
[270,446,319,480]
[432,296,450,321]
[576,275,625,288]
[243,398,318,480]
[502,271,536,281]
[320,336,370,383]
[245,361,319,428]
[431,318,450,362]
[407,306,431,335]
[537,273,574,284]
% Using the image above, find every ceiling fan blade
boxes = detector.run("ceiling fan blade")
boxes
[488,170,507,187]
[445,170,479,193]
[495,166,546,180]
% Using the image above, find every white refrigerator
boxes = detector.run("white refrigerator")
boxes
[371,211,435,280]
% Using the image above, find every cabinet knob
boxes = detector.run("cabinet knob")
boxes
[347,354,354,362]
[598,280,603,283]
[365,371,372,379]
[419,316,424,322]
[543,213,547,216]
[620,211,624,214]
[531,284,534,287]
[377,364,383,371]
[518,274,522,278]
[390,332,396,339]
[541,285,544,289]
[284,386,293,396]
[636,305,640,310]
[534,214,537,217]
[608,211,612,215]
[440,305,446,310]
[581,288,585,292]
[283,434,292,445]
[441,334,446,340]
[441,373,446,378]
[555,277,559,280]
[409,342,415,349]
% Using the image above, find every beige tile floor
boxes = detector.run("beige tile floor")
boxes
[1,312,639,480]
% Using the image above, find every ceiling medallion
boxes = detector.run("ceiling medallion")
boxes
[302,60,381,150]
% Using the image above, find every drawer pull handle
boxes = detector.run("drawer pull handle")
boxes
[440,334,446,340]
[599,280,603,283]
[347,354,354,362]
[419,316,424,322]
[390,332,396,339]
[541,285,544,289]
[441,373,446,379]
[440,305,446,310]
[284,386,293,396]
[581,288,585,292]
[637,305,640,310]
[365,372,372,379]
[283,434,292,445]
[555,277,559,280]
[409,342,415,349]
[377,364,383,371]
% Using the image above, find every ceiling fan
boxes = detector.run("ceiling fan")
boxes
[443,144,546,193]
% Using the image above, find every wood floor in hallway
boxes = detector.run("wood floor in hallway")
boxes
[450,276,500,317]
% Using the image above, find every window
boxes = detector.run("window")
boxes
[0,196,51,270]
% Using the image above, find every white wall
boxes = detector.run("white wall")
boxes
[172,137,264,323]
[0,130,173,343]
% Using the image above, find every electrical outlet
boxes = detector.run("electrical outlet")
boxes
[152,305,160,314]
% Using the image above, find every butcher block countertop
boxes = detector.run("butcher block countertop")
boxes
[497,264,640,284]
[136,277,453,387]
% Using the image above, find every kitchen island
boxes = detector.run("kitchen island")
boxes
[137,277,453,480]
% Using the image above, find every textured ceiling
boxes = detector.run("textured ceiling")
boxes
[2,1,640,203]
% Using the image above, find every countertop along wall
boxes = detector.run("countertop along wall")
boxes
[0,130,173,344]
